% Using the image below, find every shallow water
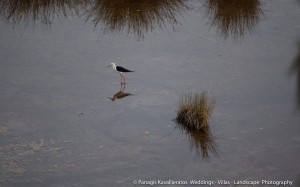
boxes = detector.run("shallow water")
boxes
[0,0,299,186]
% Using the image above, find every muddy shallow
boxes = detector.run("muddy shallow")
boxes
[0,0,299,186]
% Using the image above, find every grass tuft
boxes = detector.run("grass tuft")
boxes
[175,90,215,131]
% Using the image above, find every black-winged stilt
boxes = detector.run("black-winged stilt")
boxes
[107,63,134,83]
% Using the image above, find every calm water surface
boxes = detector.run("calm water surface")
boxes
[0,0,299,186]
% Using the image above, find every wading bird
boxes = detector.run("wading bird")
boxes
[107,63,134,83]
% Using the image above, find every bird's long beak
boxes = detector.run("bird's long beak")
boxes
[106,64,112,68]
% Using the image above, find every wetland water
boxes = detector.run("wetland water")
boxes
[0,0,300,186]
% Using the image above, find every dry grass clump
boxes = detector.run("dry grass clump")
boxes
[175,90,215,131]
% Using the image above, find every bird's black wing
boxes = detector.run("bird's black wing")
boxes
[116,66,134,72]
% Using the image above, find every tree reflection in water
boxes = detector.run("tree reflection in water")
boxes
[175,124,220,161]
[0,0,84,27]
[202,0,266,42]
[84,0,191,39]
[0,0,267,41]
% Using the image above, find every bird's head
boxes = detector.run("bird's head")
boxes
[107,63,116,68]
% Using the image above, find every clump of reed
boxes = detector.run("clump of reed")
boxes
[175,90,215,131]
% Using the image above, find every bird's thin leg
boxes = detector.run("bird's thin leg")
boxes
[119,73,122,83]
[122,74,126,83]
[120,73,125,84]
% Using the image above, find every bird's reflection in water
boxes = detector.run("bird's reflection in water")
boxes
[175,124,220,161]
[289,41,300,109]
[108,83,133,101]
